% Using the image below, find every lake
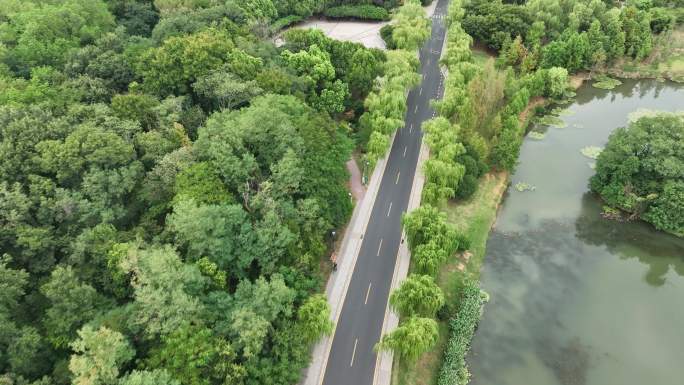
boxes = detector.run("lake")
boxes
[468,80,684,385]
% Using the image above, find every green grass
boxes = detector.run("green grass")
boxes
[391,173,508,385]
[471,49,491,67]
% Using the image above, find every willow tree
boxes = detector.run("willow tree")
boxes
[392,0,432,51]
[390,274,445,318]
[376,317,438,361]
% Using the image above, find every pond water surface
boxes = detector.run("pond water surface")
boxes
[469,80,684,385]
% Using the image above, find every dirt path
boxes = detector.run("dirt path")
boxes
[346,158,366,202]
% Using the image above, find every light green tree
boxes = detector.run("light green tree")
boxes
[69,326,134,385]
[376,317,438,361]
[119,370,180,385]
[119,245,204,337]
[392,0,432,51]
[297,294,333,342]
[390,274,445,318]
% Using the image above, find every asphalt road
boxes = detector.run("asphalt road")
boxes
[321,1,449,384]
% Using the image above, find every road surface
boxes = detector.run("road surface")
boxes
[321,1,449,384]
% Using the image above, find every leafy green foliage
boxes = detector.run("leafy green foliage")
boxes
[297,294,334,342]
[69,326,134,385]
[147,323,244,385]
[590,113,684,235]
[362,49,420,166]
[390,274,445,318]
[376,316,439,361]
[324,5,390,21]
[462,0,531,50]
[437,282,488,385]
[402,206,461,276]
[392,0,432,51]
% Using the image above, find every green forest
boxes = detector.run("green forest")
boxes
[0,0,433,384]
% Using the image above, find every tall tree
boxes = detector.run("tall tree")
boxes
[41,266,107,348]
[119,245,204,338]
[69,326,134,385]
[297,294,333,342]
[390,274,445,318]
[376,317,438,361]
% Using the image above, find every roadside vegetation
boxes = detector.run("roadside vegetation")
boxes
[393,0,683,385]
[361,0,432,168]
[0,0,433,384]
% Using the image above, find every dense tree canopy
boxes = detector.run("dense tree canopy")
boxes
[0,0,394,383]
[590,113,684,236]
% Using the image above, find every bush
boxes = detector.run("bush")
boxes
[324,5,390,21]
[455,174,478,200]
[437,282,488,385]
[454,231,471,252]
[459,155,478,176]
[380,24,397,49]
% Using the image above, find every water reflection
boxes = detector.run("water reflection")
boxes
[575,193,684,287]
[469,80,684,385]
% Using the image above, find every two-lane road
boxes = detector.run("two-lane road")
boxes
[321,1,450,384]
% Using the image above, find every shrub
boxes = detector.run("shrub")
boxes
[455,174,478,200]
[380,24,397,49]
[459,155,479,177]
[324,5,390,21]
[437,282,488,385]
[453,231,471,252]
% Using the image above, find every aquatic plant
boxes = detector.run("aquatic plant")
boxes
[514,182,536,192]
[592,75,622,90]
[580,146,603,159]
[528,131,546,140]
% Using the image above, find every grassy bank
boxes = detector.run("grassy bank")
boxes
[391,172,508,385]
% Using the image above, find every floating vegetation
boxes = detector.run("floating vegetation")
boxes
[514,182,536,192]
[588,162,596,170]
[528,131,546,140]
[580,146,603,159]
[592,75,622,90]
[601,206,624,221]
[551,107,574,116]
[537,114,567,128]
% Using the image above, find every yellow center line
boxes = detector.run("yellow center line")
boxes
[350,338,358,367]
[377,238,383,256]
[365,282,372,305]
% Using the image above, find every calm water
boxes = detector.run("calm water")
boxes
[469,80,684,385]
